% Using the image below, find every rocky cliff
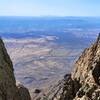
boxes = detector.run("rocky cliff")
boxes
[0,38,31,100]
[36,34,100,100]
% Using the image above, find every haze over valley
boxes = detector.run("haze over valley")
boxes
[0,17,100,96]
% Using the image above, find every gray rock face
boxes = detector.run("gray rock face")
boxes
[0,38,31,100]
[37,34,100,100]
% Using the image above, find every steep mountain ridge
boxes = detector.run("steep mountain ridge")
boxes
[71,33,100,100]
[0,38,31,100]
[36,34,100,100]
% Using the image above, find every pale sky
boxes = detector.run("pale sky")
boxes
[0,0,100,16]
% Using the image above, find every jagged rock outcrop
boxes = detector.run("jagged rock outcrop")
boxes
[0,38,31,100]
[37,34,100,100]
[71,33,100,100]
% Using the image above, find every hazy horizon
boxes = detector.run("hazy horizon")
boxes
[0,16,100,18]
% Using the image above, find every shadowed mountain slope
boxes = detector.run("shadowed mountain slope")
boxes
[0,38,31,100]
